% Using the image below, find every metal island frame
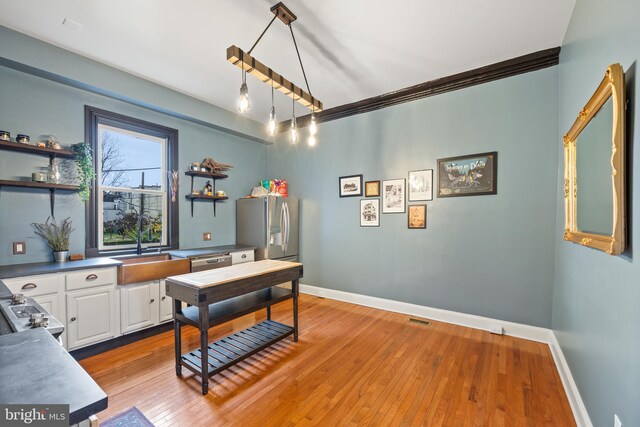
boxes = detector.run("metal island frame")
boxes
[165,259,303,394]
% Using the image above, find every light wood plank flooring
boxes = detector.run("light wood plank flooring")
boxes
[80,294,575,426]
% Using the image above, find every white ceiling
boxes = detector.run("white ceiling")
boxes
[0,0,575,124]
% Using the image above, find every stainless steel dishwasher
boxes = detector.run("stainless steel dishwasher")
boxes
[190,254,232,272]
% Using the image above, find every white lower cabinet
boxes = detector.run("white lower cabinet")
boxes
[120,281,160,334]
[159,280,174,323]
[66,284,119,350]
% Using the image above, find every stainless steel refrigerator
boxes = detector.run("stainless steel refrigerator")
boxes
[236,196,299,261]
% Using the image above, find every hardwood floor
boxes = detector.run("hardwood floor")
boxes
[80,294,575,426]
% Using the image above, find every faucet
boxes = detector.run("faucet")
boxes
[136,214,152,255]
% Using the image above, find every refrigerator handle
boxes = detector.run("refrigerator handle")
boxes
[283,201,290,252]
[280,200,286,252]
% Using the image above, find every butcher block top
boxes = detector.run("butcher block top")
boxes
[166,259,302,290]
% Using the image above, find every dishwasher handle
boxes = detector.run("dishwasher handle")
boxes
[191,254,232,271]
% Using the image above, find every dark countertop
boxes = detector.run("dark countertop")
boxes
[0,257,123,279]
[0,327,108,424]
[169,244,256,259]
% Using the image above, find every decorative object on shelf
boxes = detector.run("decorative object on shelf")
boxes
[202,180,213,196]
[70,142,96,203]
[69,253,85,261]
[36,142,46,148]
[251,186,268,197]
[37,135,61,150]
[339,174,363,198]
[201,157,233,173]
[192,189,200,195]
[189,162,200,171]
[216,190,227,198]
[0,131,9,141]
[408,205,427,229]
[168,170,179,202]
[16,134,30,144]
[408,169,433,201]
[365,180,380,197]
[382,179,406,213]
[47,161,61,184]
[273,179,288,197]
[31,216,74,262]
[227,2,323,145]
[563,63,626,255]
[437,152,497,197]
[360,199,380,227]
[32,171,48,183]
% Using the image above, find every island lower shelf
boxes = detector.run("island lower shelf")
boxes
[180,320,294,378]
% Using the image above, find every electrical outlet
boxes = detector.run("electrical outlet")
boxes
[614,414,622,427]
[13,242,26,255]
[203,232,211,241]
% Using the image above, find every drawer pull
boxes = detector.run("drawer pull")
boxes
[161,296,166,301]
[150,298,155,303]
[86,274,98,281]
[70,317,77,322]
[21,283,37,290]
[241,254,247,259]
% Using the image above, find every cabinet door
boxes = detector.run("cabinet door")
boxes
[34,293,67,348]
[121,281,160,334]
[159,280,174,323]
[67,285,119,350]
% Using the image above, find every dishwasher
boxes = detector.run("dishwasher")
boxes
[190,254,232,272]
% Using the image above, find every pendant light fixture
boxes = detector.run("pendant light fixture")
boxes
[267,74,277,136]
[226,2,323,143]
[290,96,299,144]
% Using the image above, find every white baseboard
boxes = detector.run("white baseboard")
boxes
[549,332,593,427]
[299,283,592,427]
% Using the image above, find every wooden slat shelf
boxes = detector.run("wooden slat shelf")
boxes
[0,140,76,159]
[185,194,228,201]
[176,287,293,329]
[0,179,80,191]
[180,320,294,378]
[185,170,228,179]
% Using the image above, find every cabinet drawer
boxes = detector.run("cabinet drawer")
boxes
[231,250,254,265]
[2,274,60,297]
[66,268,117,291]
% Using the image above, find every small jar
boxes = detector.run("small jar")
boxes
[189,162,200,171]
[16,134,30,144]
[0,131,10,141]
[48,164,61,184]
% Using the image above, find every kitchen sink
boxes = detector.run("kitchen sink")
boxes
[117,253,190,285]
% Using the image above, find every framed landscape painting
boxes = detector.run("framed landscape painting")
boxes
[360,199,380,227]
[382,178,406,213]
[339,174,363,197]
[437,152,497,197]
[408,169,433,201]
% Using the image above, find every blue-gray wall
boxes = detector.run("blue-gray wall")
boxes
[0,65,266,265]
[267,67,559,328]
[553,1,640,426]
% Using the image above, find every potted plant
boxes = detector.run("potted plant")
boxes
[32,217,74,262]
[71,142,95,203]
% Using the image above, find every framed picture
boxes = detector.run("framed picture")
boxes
[437,151,497,197]
[360,199,380,227]
[339,174,363,197]
[408,205,427,229]
[382,178,406,213]
[365,180,380,197]
[408,169,433,201]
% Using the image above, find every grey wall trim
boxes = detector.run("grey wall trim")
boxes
[0,57,270,146]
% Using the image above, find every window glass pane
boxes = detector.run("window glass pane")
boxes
[102,191,165,248]
[100,127,165,190]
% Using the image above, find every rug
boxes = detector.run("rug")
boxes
[101,407,155,427]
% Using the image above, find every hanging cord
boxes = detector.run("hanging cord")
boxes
[289,24,313,100]
[248,14,278,55]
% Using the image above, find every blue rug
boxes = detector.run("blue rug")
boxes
[102,407,155,427]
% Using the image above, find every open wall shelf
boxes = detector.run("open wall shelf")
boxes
[0,140,76,160]
[185,170,228,218]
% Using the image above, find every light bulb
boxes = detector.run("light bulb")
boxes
[309,113,318,136]
[308,135,316,147]
[267,106,277,136]
[290,116,299,144]
[237,82,250,113]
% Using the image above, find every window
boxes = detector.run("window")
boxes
[85,107,178,255]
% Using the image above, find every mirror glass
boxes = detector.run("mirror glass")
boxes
[575,97,614,235]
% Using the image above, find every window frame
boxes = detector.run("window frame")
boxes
[85,106,179,256]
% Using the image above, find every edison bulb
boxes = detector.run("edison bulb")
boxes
[308,135,316,147]
[237,83,250,113]
[290,117,299,144]
[267,106,277,136]
[309,113,318,136]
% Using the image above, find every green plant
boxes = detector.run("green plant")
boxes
[71,142,95,203]
[32,217,74,252]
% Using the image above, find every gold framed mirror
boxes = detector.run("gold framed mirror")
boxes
[563,63,626,255]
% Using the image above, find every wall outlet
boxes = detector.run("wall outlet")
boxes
[489,324,504,335]
[614,414,622,427]
[13,242,26,255]
[202,232,211,241]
